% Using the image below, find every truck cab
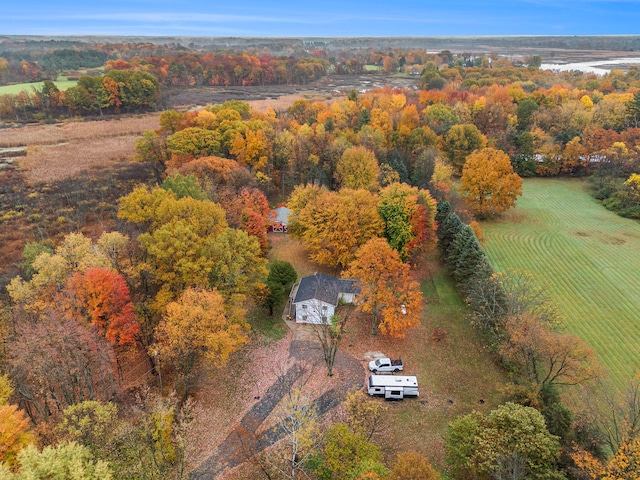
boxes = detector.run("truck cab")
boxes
[368,357,403,373]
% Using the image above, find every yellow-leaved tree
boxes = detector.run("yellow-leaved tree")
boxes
[335,146,380,191]
[572,438,640,480]
[154,287,248,398]
[459,147,523,217]
[389,451,441,480]
[118,186,266,335]
[443,123,486,173]
[294,188,383,270]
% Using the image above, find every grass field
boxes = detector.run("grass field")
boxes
[372,265,507,468]
[0,113,160,184]
[0,78,77,95]
[482,178,640,393]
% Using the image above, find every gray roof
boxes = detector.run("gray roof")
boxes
[273,206,290,225]
[293,273,358,305]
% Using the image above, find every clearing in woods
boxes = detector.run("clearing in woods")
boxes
[0,78,78,95]
[481,177,640,394]
[267,234,508,470]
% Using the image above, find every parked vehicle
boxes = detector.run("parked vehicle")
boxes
[367,374,419,400]
[368,357,403,373]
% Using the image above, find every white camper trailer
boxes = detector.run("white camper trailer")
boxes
[367,374,419,400]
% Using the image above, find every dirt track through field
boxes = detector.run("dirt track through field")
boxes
[190,338,364,479]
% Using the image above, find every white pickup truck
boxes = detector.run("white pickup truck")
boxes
[368,357,403,373]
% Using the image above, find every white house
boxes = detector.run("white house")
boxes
[289,273,358,324]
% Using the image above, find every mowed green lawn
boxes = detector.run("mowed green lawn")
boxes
[482,178,640,392]
[0,78,77,95]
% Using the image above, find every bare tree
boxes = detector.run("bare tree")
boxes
[7,309,115,422]
[467,268,562,339]
[311,300,356,376]
[595,377,640,453]
[495,452,528,480]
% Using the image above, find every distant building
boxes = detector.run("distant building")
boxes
[289,273,358,324]
[268,205,290,233]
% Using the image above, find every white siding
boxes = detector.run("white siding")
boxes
[294,299,335,324]
[339,292,355,304]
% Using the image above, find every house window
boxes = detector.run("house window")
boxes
[322,305,328,311]
[302,304,308,309]
[321,316,327,322]
[302,315,308,321]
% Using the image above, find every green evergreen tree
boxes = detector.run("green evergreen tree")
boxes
[264,260,297,316]
[447,225,486,288]
[438,211,464,253]
[626,90,640,128]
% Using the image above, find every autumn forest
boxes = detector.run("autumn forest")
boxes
[1,36,640,479]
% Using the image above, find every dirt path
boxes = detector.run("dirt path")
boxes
[190,334,364,479]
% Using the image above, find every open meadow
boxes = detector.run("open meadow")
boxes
[0,114,163,285]
[482,178,640,394]
[0,114,161,183]
[0,78,78,96]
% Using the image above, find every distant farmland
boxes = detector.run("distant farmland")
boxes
[0,78,77,95]
[482,178,640,392]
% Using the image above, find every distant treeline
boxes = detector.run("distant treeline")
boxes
[0,70,161,120]
[0,49,108,80]
[4,35,640,55]
[0,49,109,85]
[103,53,328,88]
[0,43,328,87]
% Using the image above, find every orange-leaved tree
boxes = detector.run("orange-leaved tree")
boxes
[0,404,33,468]
[344,237,422,337]
[459,147,523,217]
[0,375,33,469]
[218,187,270,253]
[63,267,139,346]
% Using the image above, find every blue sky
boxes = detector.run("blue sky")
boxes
[2,0,640,36]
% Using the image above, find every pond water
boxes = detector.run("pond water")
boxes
[540,57,640,75]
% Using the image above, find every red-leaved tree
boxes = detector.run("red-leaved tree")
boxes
[220,187,271,253]
[63,268,139,346]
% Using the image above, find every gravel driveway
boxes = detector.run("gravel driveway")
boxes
[190,330,365,479]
